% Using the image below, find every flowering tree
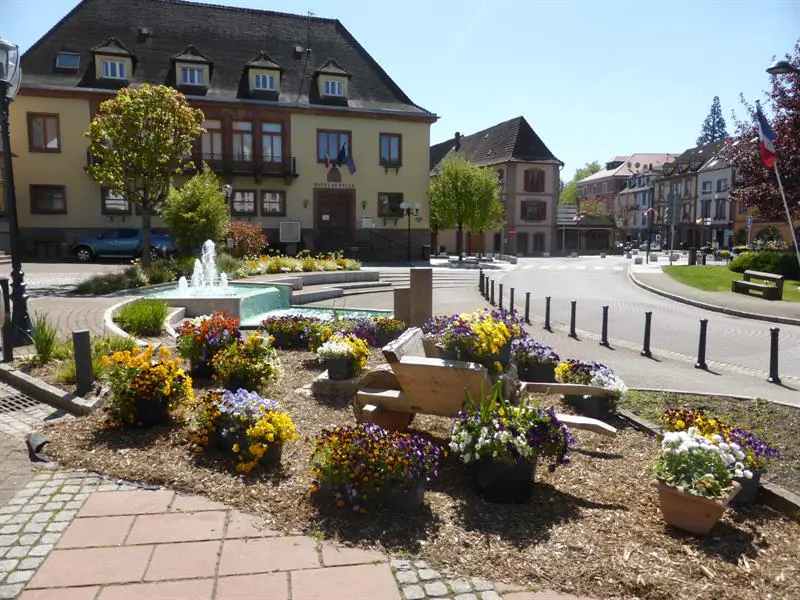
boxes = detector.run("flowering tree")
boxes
[86,84,205,266]
[719,41,800,222]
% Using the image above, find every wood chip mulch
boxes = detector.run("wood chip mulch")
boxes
[42,350,800,600]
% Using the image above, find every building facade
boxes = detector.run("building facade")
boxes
[696,156,734,247]
[430,117,562,256]
[617,167,658,244]
[9,0,437,260]
[652,141,722,248]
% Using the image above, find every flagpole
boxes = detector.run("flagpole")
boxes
[773,161,800,273]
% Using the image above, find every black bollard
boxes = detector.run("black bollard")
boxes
[695,319,708,370]
[524,292,531,325]
[569,300,577,338]
[479,269,484,292]
[600,305,609,347]
[767,327,781,384]
[490,280,495,306]
[641,311,652,358]
[499,284,504,310]
[510,288,515,313]
[0,278,12,363]
[544,296,551,331]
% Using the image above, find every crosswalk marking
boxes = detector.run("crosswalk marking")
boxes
[520,264,627,273]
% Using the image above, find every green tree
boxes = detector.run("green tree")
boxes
[86,84,204,266]
[696,96,728,145]
[579,197,608,219]
[559,161,602,205]
[162,166,230,254]
[428,155,504,259]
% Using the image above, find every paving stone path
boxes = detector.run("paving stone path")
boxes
[0,469,589,600]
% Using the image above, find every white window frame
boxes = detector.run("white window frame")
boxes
[254,73,276,91]
[181,66,204,86]
[324,79,344,96]
[101,60,126,79]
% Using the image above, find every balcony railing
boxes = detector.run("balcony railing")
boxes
[190,153,298,179]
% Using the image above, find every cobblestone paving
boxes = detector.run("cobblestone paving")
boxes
[0,383,71,439]
[0,471,142,599]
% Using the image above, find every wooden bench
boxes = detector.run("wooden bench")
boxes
[352,327,616,437]
[731,270,784,300]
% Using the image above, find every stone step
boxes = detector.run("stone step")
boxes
[330,281,393,291]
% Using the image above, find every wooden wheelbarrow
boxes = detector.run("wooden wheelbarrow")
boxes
[352,327,616,437]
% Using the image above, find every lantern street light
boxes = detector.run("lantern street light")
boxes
[222,185,234,250]
[399,201,421,263]
[766,60,800,76]
[0,36,31,343]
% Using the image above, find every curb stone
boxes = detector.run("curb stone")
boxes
[627,266,800,327]
[0,364,99,416]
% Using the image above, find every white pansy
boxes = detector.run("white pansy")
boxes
[734,469,744,478]
[711,434,724,443]
[742,470,753,479]
[735,450,745,461]
[729,442,741,452]
[718,442,730,451]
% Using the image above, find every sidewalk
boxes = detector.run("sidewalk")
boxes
[0,470,584,600]
[630,264,800,324]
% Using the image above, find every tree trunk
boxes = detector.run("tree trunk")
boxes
[456,223,463,261]
[141,204,153,268]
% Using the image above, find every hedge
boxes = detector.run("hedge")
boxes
[728,251,800,279]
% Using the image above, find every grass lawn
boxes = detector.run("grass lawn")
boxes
[663,265,800,302]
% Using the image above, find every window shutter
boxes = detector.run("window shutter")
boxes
[540,202,547,221]
[523,170,530,192]
[520,200,528,220]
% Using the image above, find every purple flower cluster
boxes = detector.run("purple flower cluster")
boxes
[261,315,321,349]
[729,428,782,463]
[511,337,559,367]
[488,309,527,338]
[422,315,455,336]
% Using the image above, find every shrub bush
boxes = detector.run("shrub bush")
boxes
[161,166,230,254]
[215,252,244,277]
[114,299,169,337]
[29,313,60,364]
[226,221,268,258]
[142,258,177,284]
[73,265,148,295]
[728,251,800,279]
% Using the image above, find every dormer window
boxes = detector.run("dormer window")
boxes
[181,67,204,86]
[254,73,275,91]
[324,80,343,96]
[101,60,127,79]
[55,52,80,71]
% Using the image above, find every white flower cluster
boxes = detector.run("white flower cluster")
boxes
[662,427,753,479]
[591,368,628,396]
[316,339,353,360]
[450,420,533,464]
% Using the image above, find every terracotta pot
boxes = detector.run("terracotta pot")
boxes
[518,363,557,383]
[563,394,614,419]
[731,469,762,506]
[326,357,355,381]
[656,480,741,535]
[379,479,425,513]
[467,456,536,504]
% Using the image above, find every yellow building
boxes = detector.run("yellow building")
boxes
[11,0,436,259]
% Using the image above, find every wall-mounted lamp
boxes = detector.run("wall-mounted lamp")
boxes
[302,198,309,209]
[361,199,367,210]
[222,184,233,202]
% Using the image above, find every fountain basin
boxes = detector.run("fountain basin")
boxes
[240,307,392,328]
[141,283,292,321]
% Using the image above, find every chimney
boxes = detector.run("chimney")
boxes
[454,132,461,152]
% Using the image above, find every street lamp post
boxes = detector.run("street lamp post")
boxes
[399,201,420,263]
[0,37,31,344]
[766,60,800,75]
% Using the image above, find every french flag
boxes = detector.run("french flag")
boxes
[755,101,777,168]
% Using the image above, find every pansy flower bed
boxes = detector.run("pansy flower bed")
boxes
[555,359,628,396]
[261,315,322,350]
[511,337,559,382]
[211,331,281,393]
[176,312,241,373]
[438,310,514,367]
[309,422,445,512]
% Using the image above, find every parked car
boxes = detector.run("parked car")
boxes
[72,228,176,262]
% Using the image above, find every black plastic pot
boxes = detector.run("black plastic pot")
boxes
[327,357,355,381]
[732,469,762,505]
[133,399,171,427]
[190,359,214,380]
[563,394,614,420]
[379,479,426,512]
[467,456,535,504]
[517,363,557,383]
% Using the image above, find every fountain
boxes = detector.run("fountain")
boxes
[144,239,290,318]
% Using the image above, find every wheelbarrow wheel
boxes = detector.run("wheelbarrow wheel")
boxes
[352,366,415,430]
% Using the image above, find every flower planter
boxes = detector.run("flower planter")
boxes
[132,399,171,427]
[269,332,303,350]
[656,480,740,535]
[190,359,214,380]
[379,479,426,513]
[327,357,356,381]
[563,394,614,420]
[215,427,282,466]
[226,375,261,394]
[732,469,761,506]
[422,338,440,358]
[518,363,557,383]
[467,456,535,504]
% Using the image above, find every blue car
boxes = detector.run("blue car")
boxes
[72,228,176,262]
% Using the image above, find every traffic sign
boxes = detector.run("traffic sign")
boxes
[746,216,753,226]
[508,228,516,236]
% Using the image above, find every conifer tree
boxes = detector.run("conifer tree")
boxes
[696,96,728,145]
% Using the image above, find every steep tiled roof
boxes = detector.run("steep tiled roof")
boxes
[659,141,725,178]
[578,153,677,184]
[21,0,434,117]
[429,116,561,172]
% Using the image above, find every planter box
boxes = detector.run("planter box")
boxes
[656,480,740,535]
[467,456,535,504]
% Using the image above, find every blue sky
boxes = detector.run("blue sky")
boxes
[5,0,799,179]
